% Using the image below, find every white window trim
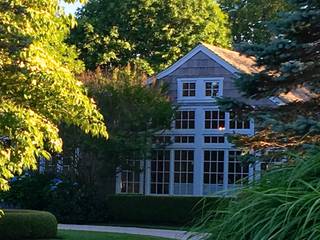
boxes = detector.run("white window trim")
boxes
[177,78,224,102]
[203,78,224,99]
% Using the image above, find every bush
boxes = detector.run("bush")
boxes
[106,195,229,226]
[0,209,57,240]
[0,173,108,224]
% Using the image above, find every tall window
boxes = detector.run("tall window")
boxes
[121,160,141,193]
[203,150,224,185]
[175,111,195,129]
[174,150,194,195]
[182,82,196,97]
[228,151,249,185]
[205,81,220,97]
[205,111,225,129]
[150,150,170,194]
[229,112,250,129]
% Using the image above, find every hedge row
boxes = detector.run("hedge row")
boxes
[0,209,57,240]
[106,195,229,226]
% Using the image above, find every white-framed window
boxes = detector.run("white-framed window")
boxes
[205,81,221,97]
[204,135,225,144]
[120,160,141,193]
[175,111,195,129]
[177,78,223,101]
[150,150,170,194]
[203,150,224,185]
[174,135,195,143]
[229,112,250,129]
[204,110,225,129]
[182,82,196,97]
[174,150,194,195]
[228,151,249,185]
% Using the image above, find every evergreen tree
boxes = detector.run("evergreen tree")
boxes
[221,0,320,152]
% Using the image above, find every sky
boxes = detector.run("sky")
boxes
[59,0,83,15]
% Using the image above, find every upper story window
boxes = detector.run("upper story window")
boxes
[175,111,195,129]
[182,82,196,97]
[177,78,223,101]
[205,81,221,97]
[205,110,225,129]
[229,112,250,129]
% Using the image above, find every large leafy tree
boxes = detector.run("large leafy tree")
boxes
[70,0,231,74]
[218,0,291,44]
[0,0,108,190]
[220,0,320,152]
[61,68,174,193]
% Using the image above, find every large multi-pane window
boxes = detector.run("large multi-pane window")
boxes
[182,82,196,97]
[205,81,220,97]
[175,111,195,129]
[205,111,225,129]
[203,150,224,194]
[228,151,249,185]
[203,150,224,186]
[229,112,250,129]
[150,150,170,194]
[121,160,141,193]
[174,150,194,195]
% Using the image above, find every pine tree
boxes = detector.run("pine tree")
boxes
[221,0,320,151]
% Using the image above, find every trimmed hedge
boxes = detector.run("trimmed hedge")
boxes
[0,209,57,240]
[106,195,229,226]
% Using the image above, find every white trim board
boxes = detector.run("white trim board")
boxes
[157,44,240,79]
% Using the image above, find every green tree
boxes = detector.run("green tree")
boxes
[219,0,320,152]
[0,0,107,190]
[61,68,174,194]
[218,0,291,44]
[71,0,231,74]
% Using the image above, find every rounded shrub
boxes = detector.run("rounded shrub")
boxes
[0,209,57,240]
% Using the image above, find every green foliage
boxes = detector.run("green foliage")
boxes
[197,151,320,240]
[71,0,231,73]
[0,209,57,240]
[61,68,174,192]
[0,0,108,190]
[221,0,320,150]
[106,195,229,226]
[218,0,291,44]
[0,173,107,224]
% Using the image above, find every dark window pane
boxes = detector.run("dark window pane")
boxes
[151,184,156,193]
[189,136,194,143]
[204,162,210,172]
[204,174,210,183]
[204,151,210,161]
[204,136,210,143]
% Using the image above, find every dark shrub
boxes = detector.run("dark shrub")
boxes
[0,209,57,240]
[106,195,229,226]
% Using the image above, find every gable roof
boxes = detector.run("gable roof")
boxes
[154,43,260,81]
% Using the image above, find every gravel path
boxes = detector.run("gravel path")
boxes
[58,224,206,240]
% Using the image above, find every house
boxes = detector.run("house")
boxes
[115,43,280,196]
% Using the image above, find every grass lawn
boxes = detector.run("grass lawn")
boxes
[45,230,171,240]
